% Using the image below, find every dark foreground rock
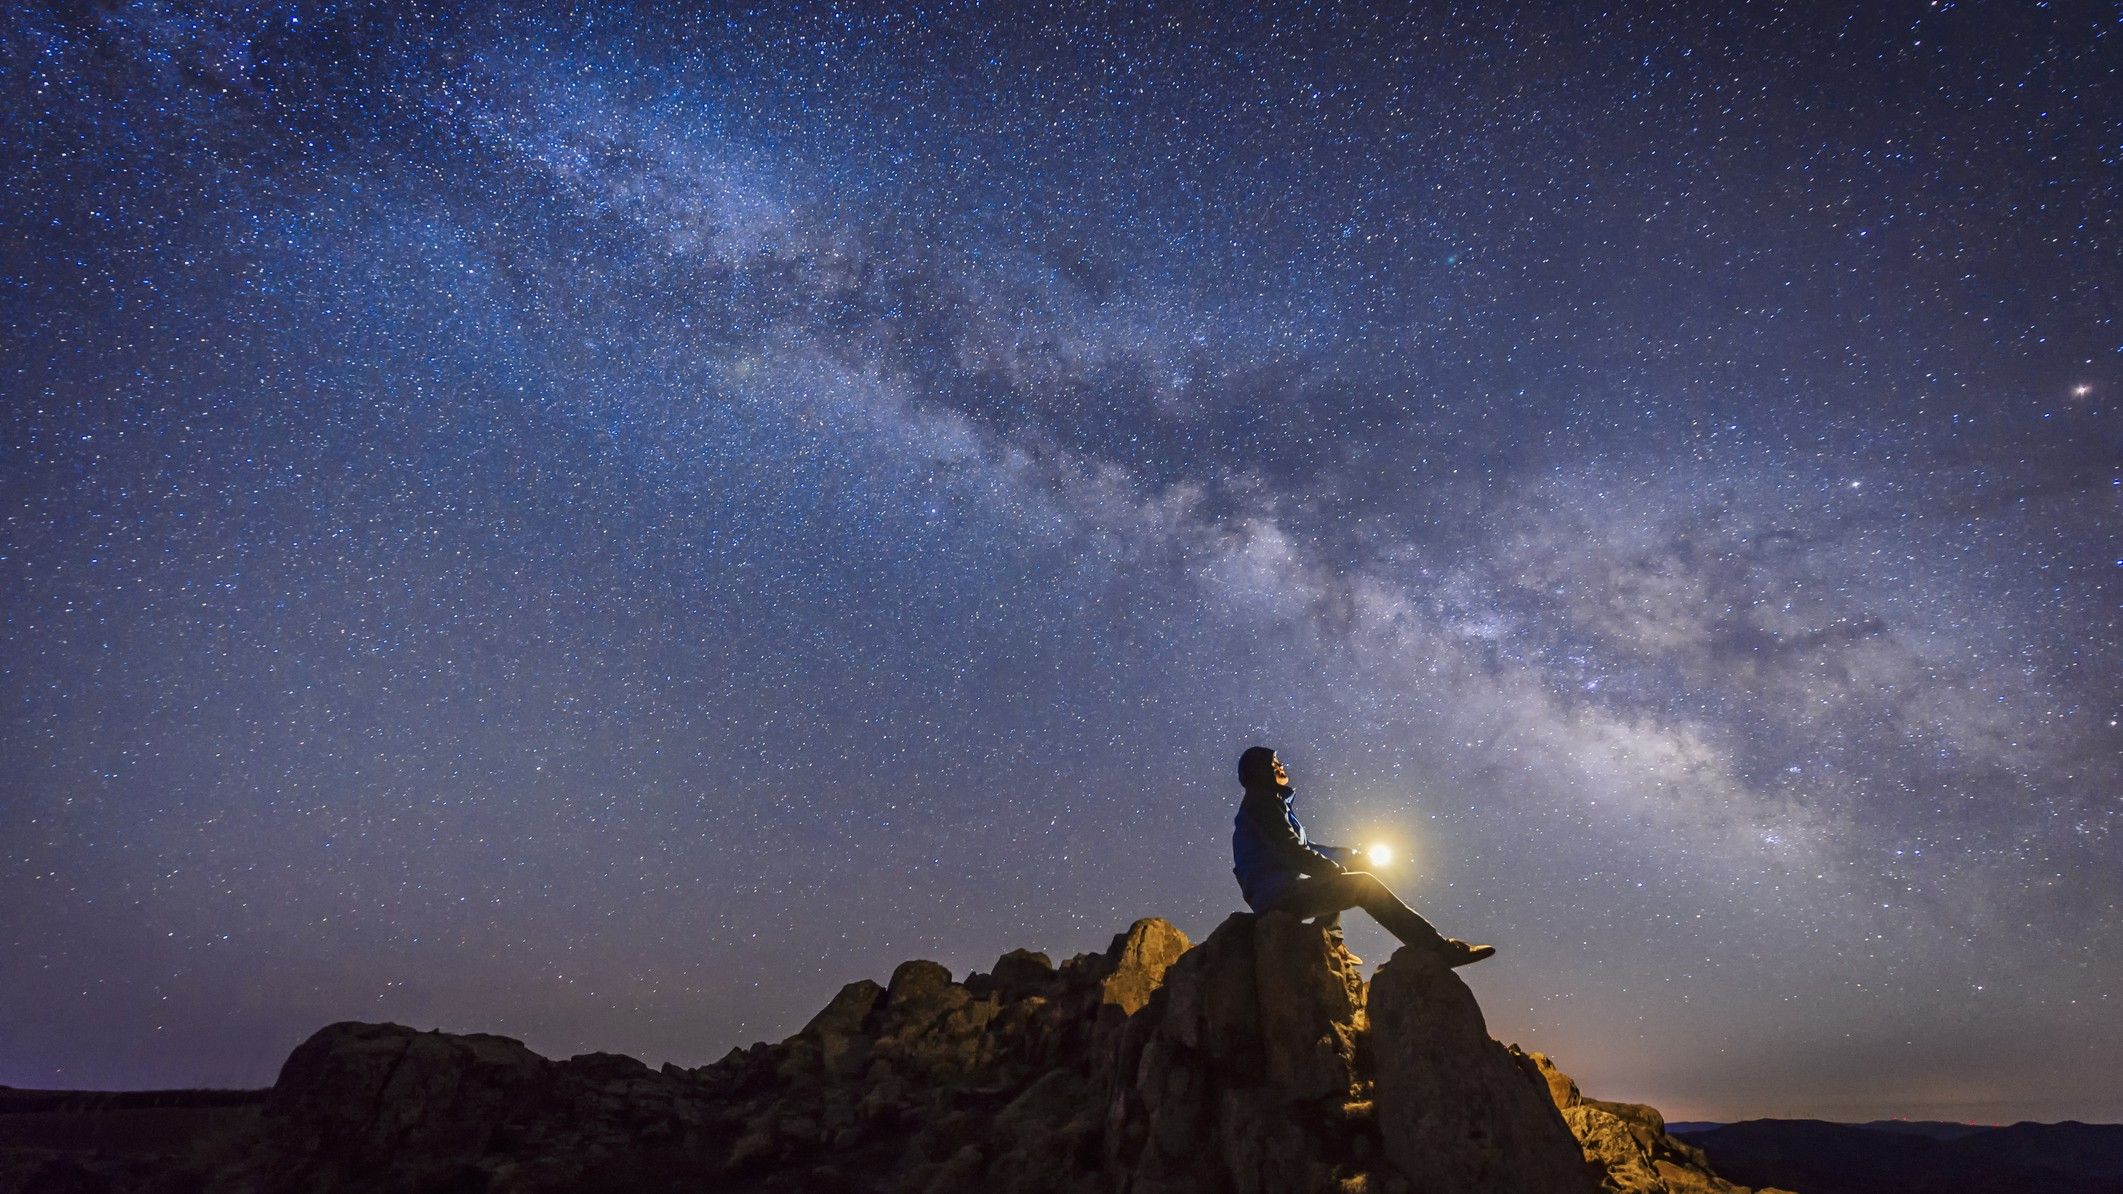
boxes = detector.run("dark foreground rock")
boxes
[5,914,1784,1193]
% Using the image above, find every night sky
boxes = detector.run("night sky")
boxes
[3,3,2116,1124]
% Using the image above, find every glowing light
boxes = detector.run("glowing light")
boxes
[2072,383,2093,398]
[1367,842,1394,867]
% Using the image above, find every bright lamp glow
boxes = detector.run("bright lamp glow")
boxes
[1366,842,1393,867]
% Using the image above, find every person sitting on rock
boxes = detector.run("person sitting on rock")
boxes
[1231,746,1494,968]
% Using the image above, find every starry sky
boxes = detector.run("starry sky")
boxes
[2,3,2117,1123]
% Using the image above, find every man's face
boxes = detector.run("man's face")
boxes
[1270,754,1290,787]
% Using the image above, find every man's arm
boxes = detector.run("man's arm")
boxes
[1316,844,1362,869]
[1240,792,1347,876]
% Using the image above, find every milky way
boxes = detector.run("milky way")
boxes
[2,4,2116,1121]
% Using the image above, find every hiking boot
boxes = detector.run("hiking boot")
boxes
[1437,939,1495,968]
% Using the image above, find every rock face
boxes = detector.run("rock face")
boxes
[165,914,1776,1194]
[1369,945,1598,1193]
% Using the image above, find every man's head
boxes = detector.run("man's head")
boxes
[1238,746,1290,792]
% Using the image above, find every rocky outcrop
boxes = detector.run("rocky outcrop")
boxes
[1531,1055,1783,1194]
[157,914,1775,1194]
[1108,912,1379,1192]
[215,1022,725,1193]
[1369,946,1599,1193]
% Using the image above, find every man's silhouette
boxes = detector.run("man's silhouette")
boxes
[1231,746,1494,967]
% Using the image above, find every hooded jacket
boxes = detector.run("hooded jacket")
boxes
[1231,785,1358,912]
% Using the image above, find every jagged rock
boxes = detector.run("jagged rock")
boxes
[805,979,885,1039]
[972,948,1061,1002]
[1254,910,1367,1100]
[1534,1050,1585,1109]
[1369,946,1602,1193]
[884,959,955,1014]
[1099,917,1190,1015]
[1531,1051,1786,1194]
[1108,913,1383,1192]
[180,915,1759,1194]
[800,979,883,1078]
[1159,911,1264,1069]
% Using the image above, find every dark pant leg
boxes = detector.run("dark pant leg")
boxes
[1268,871,1446,950]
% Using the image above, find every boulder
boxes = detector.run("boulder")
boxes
[1254,910,1367,1101]
[262,1021,548,1167]
[885,959,955,1011]
[804,979,885,1039]
[1369,948,1602,1193]
[222,1021,730,1192]
[1100,918,1191,1015]
[802,979,885,1078]
[977,948,1060,1002]
[1159,912,1262,1062]
[1109,913,1383,1192]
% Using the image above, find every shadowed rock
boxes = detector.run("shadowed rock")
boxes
[1369,949,1599,1192]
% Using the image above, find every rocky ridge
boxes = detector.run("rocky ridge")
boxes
[171,913,1781,1193]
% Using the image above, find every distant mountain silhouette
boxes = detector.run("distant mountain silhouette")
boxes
[1673,1118,2123,1194]
[1849,1121,1992,1141]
